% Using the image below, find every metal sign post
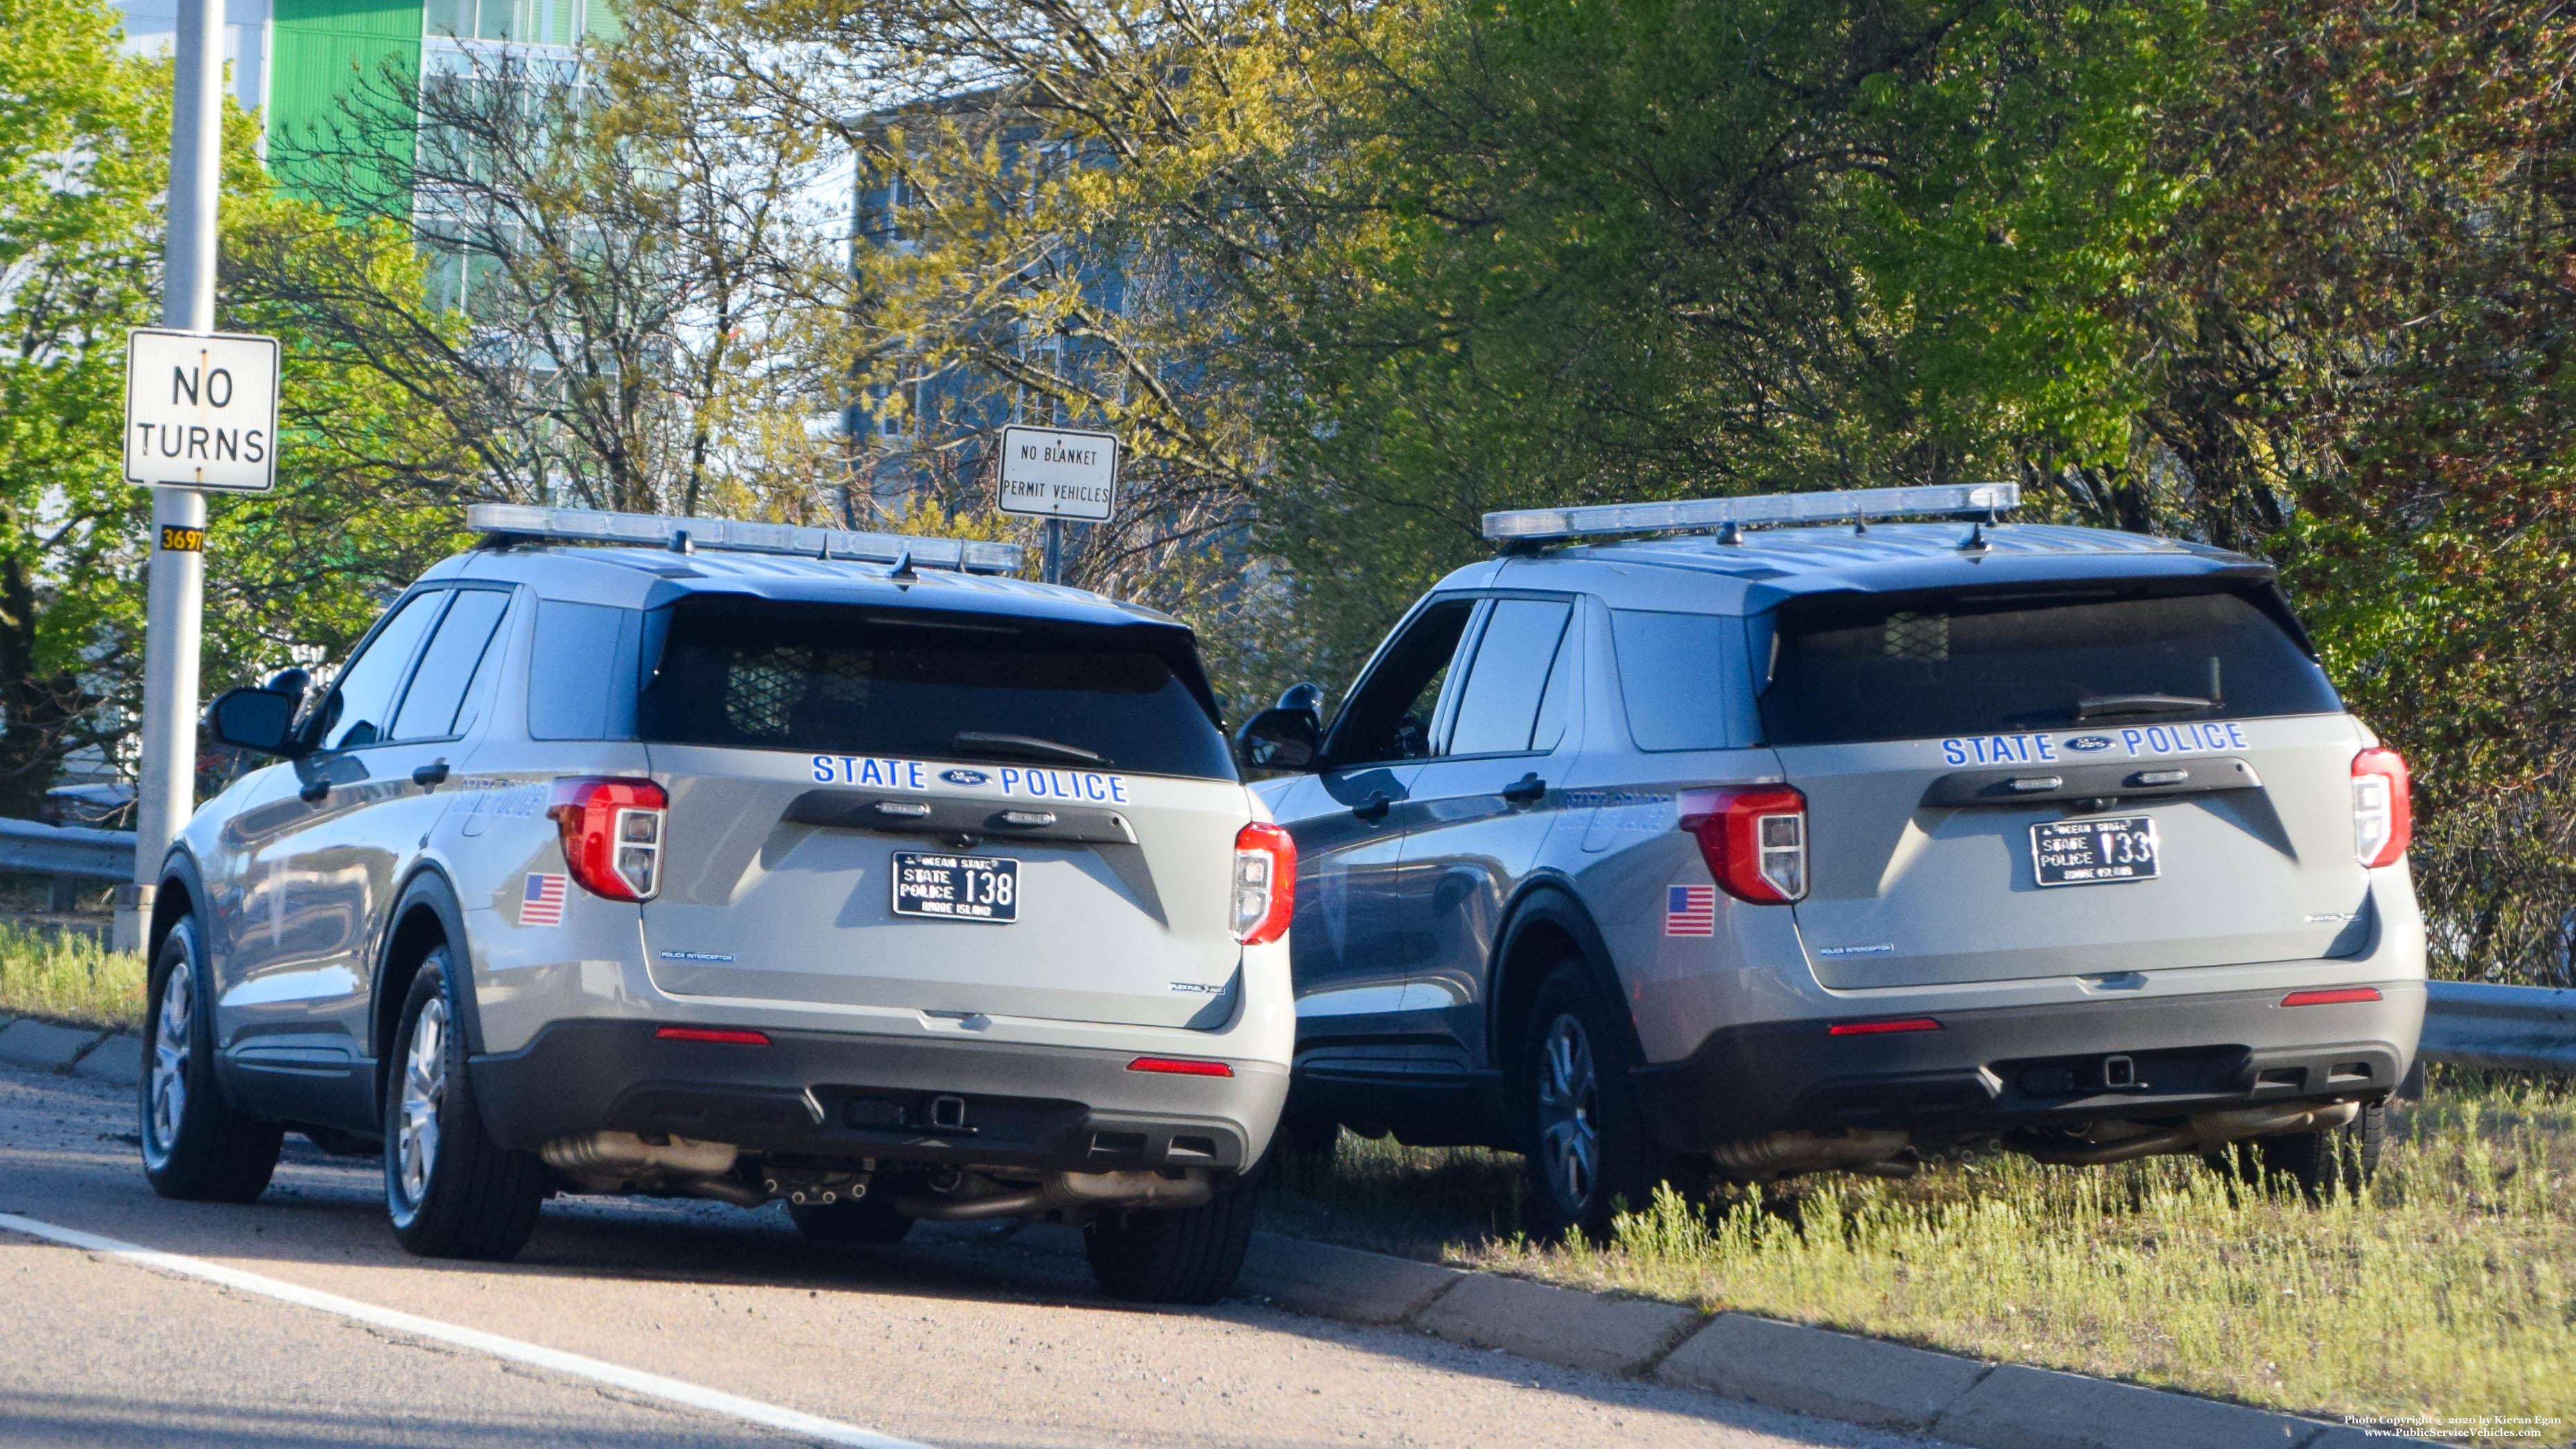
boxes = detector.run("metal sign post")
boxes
[996,425,1119,586]
[114,0,246,954]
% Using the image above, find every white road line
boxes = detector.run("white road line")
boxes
[0,1211,934,1449]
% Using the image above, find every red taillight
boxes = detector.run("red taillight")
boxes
[655,1026,772,1045]
[1232,821,1295,945]
[2352,747,2410,868]
[549,777,668,901]
[1128,1056,1234,1077]
[1827,1016,1943,1036]
[2281,987,2382,1008]
[1681,786,1807,904]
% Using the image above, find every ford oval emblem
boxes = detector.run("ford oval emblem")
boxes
[2064,735,2115,753]
[940,767,991,786]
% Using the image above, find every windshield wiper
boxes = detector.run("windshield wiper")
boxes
[950,731,1105,765]
[2075,693,2217,720]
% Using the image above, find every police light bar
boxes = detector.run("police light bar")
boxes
[465,503,1025,575]
[1480,483,2020,544]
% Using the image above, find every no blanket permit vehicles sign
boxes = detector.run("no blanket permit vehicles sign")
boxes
[124,328,281,492]
[997,425,1119,522]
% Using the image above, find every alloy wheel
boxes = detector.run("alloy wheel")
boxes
[1535,1012,1599,1216]
[143,965,192,1170]
[396,996,449,1210]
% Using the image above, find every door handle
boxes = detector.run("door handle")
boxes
[1352,790,1392,824]
[412,762,451,789]
[1501,772,1546,806]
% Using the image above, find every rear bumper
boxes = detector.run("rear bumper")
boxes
[1633,980,2424,1152]
[470,1020,1288,1173]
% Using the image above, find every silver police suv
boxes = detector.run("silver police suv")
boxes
[1238,484,2425,1241]
[139,505,1294,1303]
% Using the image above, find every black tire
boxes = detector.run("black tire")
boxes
[1517,959,1658,1243]
[139,918,283,1202]
[2253,1099,2386,1202]
[384,950,546,1259]
[788,1193,915,1244]
[1085,1170,1262,1305]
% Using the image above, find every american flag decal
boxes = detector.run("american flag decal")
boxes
[1664,884,1716,936]
[519,873,568,927]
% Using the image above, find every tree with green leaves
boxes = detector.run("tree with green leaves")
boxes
[0,0,477,819]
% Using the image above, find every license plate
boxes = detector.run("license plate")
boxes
[890,852,1019,921]
[2030,815,2159,887]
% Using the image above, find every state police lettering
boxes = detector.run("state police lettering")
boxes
[810,756,930,790]
[810,754,1130,804]
[1940,721,2250,765]
[995,767,1129,804]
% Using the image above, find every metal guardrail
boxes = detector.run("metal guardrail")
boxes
[3,807,2567,1078]
[0,819,137,909]
[2422,981,2576,1075]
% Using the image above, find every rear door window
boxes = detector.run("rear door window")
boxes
[1445,598,1573,756]
[390,588,511,741]
[636,596,1233,779]
[1759,586,2341,746]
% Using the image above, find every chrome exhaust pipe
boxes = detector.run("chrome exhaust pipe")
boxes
[890,1168,1215,1223]
[1711,1129,1913,1180]
[2017,1101,2361,1166]
[541,1130,767,1206]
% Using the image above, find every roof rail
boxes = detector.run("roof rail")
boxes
[465,504,1025,576]
[1481,482,2020,545]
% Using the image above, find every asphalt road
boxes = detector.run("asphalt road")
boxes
[0,1061,1956,1449]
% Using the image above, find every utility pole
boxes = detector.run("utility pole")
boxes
[116,0,225,954]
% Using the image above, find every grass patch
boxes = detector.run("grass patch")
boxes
[0,918,145,1031]
[1268,1074,2575,1437]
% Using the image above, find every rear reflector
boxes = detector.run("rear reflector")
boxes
[1827,1017,1943,1036]
[654,1026,772,1045]
[2280,987,2383,1008]
[1127,1056,1234,1077]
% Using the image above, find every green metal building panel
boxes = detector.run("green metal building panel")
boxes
[269,0,426,211]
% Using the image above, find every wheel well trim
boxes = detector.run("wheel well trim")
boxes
[149,847,208,970]
[1484,876,1645,1079]
[373,864,485,1111]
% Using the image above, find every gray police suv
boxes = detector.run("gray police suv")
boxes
[1238,484,2424,1241]
[139,504,1294,1304]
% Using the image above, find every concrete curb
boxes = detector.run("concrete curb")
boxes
[1238,1234,2444,1449]
[1414,1272,1701,1376]
[1657,1309,1991,1429]
[71,1033,143,1087]
[0,1019,107,1072]
[0,1021,138,1084]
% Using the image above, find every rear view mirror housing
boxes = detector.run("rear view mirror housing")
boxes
[1234,683,1324,772]
[206,677,308,758]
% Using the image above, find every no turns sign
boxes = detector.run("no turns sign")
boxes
[123,328,281,492]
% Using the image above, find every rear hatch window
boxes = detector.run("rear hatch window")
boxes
[1759,585,2339,745]
[633,595,1248,1029]
[1761,583,2368,990]
[637,596,1234,780]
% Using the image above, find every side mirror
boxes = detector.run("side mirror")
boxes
[1234,682,1325,772]
[206,686,303,757]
